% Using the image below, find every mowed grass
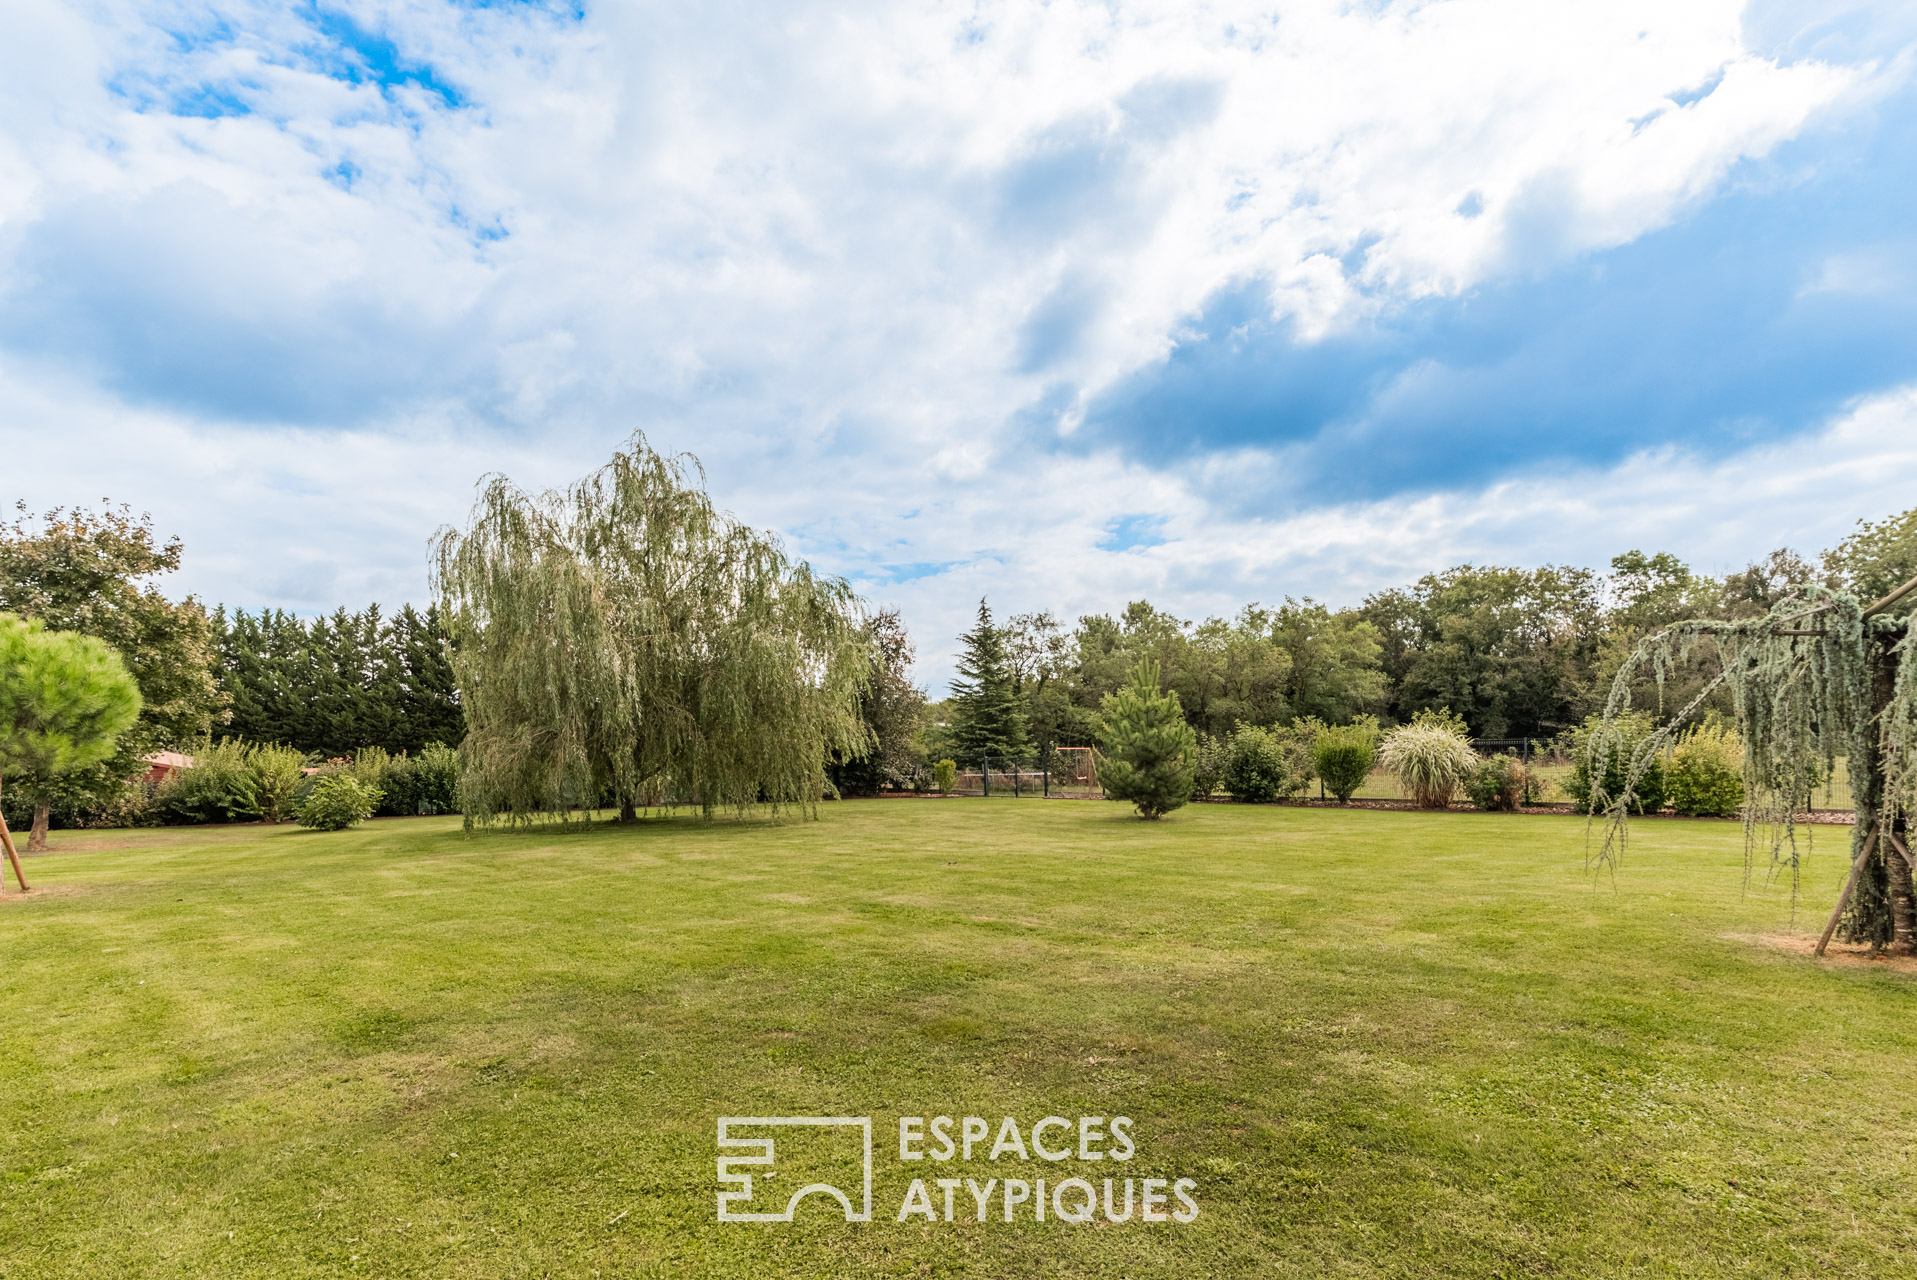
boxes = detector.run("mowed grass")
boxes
[2,800,1914,1279]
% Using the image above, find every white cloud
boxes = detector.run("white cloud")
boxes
[8,350,1916,693]
[0,1,1863,426]
[0,0,1905,689]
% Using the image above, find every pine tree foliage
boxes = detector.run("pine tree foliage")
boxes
[431,432,871,825]
[1098,659,1196,819]
[0,504,222,845]
[948,599,1032,765]
[213,603,463,755]
[0,615,143,781]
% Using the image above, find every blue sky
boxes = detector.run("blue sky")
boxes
[2,1,1915,688]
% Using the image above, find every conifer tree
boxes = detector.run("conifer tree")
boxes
[1098,659,1196,819]
[948,599,1031,766]
[211,604,464,756]
[0,615,142,877]
[392,604,465,752]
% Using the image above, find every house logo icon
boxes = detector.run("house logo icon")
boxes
[716,1117,874,1222]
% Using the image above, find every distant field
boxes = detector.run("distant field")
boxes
[2,800,1911,1278]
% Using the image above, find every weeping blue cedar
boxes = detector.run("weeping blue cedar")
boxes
[1589,579,1917,948]
[431,434,871,826]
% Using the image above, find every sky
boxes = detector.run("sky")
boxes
[2,0,1915,690]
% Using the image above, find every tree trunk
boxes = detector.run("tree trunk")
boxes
[28,803,50,853]
[1842,633,1910,947]
[1890,818,1917,957]
[619,799,637,823]
[1878,637,1917,955]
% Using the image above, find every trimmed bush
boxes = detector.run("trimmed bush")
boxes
[1378,709,1479,809]
[1223,725,1289,803]
[1466,753,1528,812]
[1667,722,1744,818]
[1564,711,1667,815]
[1312,718,1379,804]
[297,773,381,831]
[934,759,957,795]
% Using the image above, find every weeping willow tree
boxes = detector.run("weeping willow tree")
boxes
[431,434,872,826]
[1589,569,1917,955]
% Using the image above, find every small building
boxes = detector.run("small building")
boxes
[143,750,194,786]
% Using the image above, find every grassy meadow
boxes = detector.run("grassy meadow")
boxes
[1,799,1913,1278]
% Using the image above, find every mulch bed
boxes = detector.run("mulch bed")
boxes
[874,791,1858,823]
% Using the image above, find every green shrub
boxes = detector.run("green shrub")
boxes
[157,738,261,825]
[1098,660,1196,819]
[1273,722,1317,797]
[251,743,308,824]
[1378,709,1479,809]
[415,743,461,814]
[1190,733,1227,800]
[297,773,381,831]
[1667,722,1744,818]
[1312,717,1379,803]
[1564,711,1667,814]
[1223,725,1289,803]
[1466,753,1528,811]
[933,759,957,795]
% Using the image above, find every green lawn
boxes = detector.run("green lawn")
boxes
[2,800,1912,1278]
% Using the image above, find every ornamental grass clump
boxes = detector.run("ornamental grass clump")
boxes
[251,743,308,824]
[1312,717,1379,803]
[1378,709,1479,809]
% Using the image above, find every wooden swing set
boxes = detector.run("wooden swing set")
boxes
[0,774,27,893]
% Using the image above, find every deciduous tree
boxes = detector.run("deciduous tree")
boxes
[433,433,870,825]
[0,504,222,842]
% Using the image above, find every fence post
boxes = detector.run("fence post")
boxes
[982,756,990,798]
[1043,745,1050,798]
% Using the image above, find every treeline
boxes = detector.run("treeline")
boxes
[7,494,1913,817]
[919,508,1917,779]
[211,604,464,757]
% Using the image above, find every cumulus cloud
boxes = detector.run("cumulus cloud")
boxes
[0,0,1910,688]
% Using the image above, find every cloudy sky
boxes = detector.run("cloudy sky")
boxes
[3,1,1915,688]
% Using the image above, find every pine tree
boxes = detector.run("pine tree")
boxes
[1099,659,1196,819]
[0,504,224,842]
[391,604,464,752]
[948,599,1031,767]
[212,604,464,755]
